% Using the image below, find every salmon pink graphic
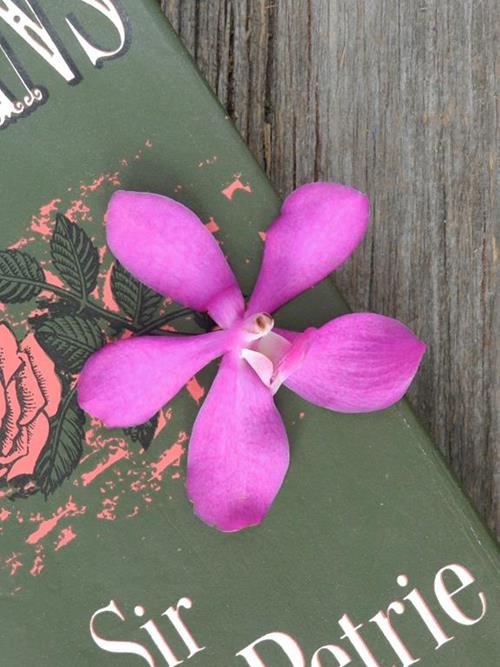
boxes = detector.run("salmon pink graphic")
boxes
[78,183,426,532]
[0,204,206,501]
[0,325,61,481]
[0,148,213,590]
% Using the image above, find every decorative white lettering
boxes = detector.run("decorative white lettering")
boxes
[66,0,130,67]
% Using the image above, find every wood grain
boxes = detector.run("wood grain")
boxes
[160,0,499,537]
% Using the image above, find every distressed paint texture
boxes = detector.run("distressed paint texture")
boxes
[0,141,192,590]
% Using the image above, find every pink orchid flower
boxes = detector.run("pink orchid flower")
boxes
[78,183,425,532]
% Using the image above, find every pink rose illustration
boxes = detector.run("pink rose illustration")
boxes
[0,323,61,481]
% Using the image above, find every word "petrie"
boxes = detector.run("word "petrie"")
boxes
[90,562,487,665]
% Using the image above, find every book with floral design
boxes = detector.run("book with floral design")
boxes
[0,2,499,665]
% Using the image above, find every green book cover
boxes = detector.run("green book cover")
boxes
[0,2,498,665]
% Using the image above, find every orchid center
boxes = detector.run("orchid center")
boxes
[239,312,296,393]
[242,312,274,340]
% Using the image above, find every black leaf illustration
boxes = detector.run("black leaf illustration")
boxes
[111,261,162,326]
[0,250,45,303]
[35,390,85,498]
[124,412,160,451]
[192,310,216,333]
[6,480,39,501]
[39,295,80,317]
[29,296,80,330]
[50,214,99,297]
[36,315,104,373]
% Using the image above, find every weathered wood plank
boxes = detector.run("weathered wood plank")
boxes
[160,0,499,537]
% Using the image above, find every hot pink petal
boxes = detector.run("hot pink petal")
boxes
[186,352,289,532]
[78,331,232,428]
[280,313,426,412]
[107,191,244,327]
[271,327,316,392]
[247,183,369,315]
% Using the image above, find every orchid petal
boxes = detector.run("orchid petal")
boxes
[107,191,244,327]
[271,327,316,392]
[280,313,426,412]
[78,331,232,428]
[247,183,369,315]
[186,352,289,532]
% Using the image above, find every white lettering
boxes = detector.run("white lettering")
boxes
[89,600,155,667]
[398,574,453,649]
[66,0,130,67]
[311,644,352,666]
[434,564,487,626]
[0,1,76,81]
[140,617,183,667]
[338,615,380,667]
[370,602,420,666]
[162,597,206,659]
[236,632,305,667]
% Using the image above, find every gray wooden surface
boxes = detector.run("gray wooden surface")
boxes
[160,0,499,538]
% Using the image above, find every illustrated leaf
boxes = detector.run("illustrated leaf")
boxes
[29,296,80,330]
[124,412,160,451]
[192,310,216,333]
[5,482,39,501]
[50,214,99,297]
[0,250,45,303]
[36,315,104,373]
[35,391,85,498]
[111,261,162,326]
